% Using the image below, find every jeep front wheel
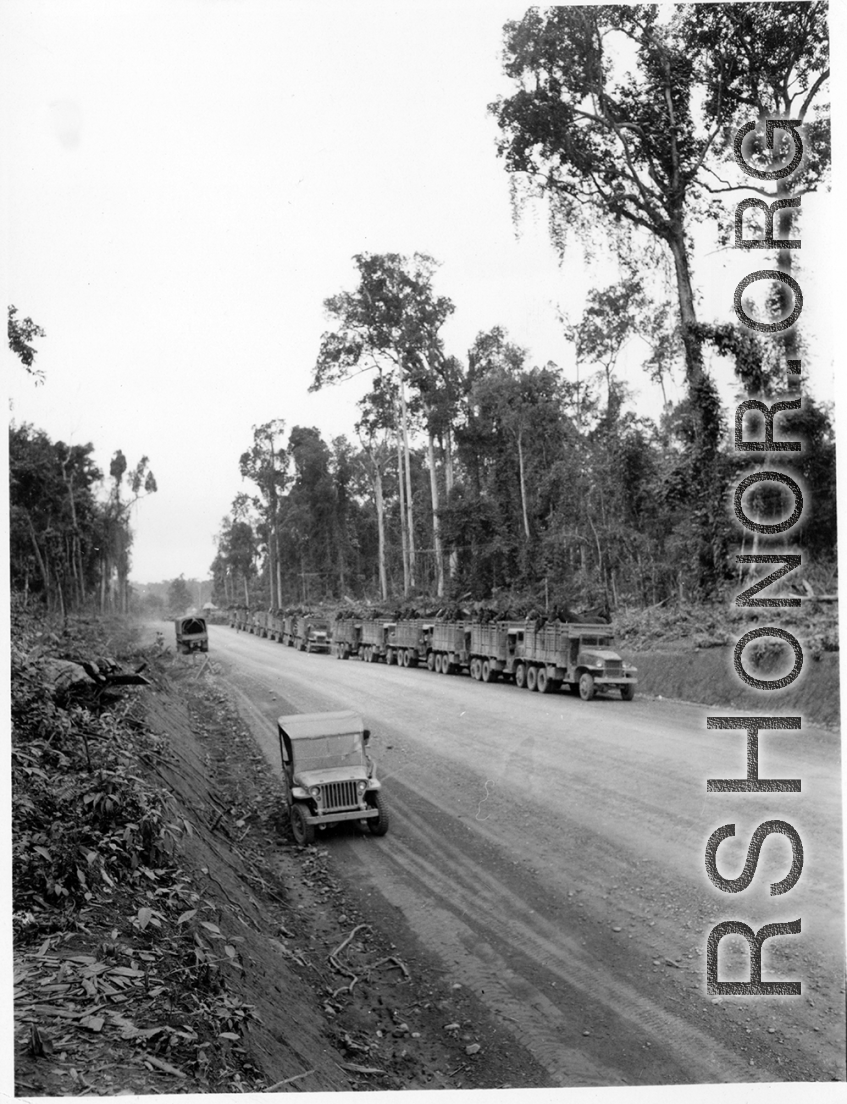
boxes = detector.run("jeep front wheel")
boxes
[579,672,596,701]
[290,804,315,845]
[367,793,389,836]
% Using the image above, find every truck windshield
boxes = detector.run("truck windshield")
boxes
[582,636,612,647]
[293,734,364,771]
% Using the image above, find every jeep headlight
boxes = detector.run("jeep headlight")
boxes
[357,781,367,794]
[309,786,320,798]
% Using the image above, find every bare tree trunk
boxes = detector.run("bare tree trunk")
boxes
[56,572,66,620]
[61,459,86,607]
[427,426,445,597]
[517,432,531,540]
[27,516,50,603]
[667,228,706,391]
[444,424,458,580]
[374,461,388,601]
[398,374,416,590]
[396,427,409,596]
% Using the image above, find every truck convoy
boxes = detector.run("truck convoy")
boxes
[229,606,636,701]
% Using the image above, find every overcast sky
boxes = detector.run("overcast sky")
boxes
[5,1,837,584]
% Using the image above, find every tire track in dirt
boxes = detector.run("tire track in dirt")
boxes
[336,785,775,1086]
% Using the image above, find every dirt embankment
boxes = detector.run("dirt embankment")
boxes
[15,642,548,1094]
[617,600,839,727]
[626,649,839,727]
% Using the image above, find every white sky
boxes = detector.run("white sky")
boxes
[4,0,837,584]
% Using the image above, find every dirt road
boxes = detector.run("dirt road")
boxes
[208,624,844,1086]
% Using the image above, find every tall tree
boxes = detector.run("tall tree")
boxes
[100,451,157,614]
[563,275,646,425]
[313,252,456,596]
[489,4,828,589]
[8,306,46,384]
[9,424,155,614]
[239,421,287,608]
[691,1,829,386]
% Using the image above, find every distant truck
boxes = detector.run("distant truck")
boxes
[466,620,636,700]
[174,616,208,655]
[386,619,433,667]
[292,614,331,654]
[333,617,360,659]
[358,619,395,663]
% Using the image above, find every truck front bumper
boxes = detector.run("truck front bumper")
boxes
[304,807,378,826]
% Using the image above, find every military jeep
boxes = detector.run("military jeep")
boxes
[277,710,389,845]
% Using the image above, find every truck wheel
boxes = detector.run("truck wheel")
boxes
[290,805,315,845]
[515,663,527,689]
[367,793,389,836]
[440,655,451,675]
[620,683,636,701]
[402,649,411,668]
[434,653,442,673]
[427,651,435,671]
[481,659,492,683]
[469,658,479,680]
[526,665,538,692]
[579,672,596,701]
[536,667,550,693]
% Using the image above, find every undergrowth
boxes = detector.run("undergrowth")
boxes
[11,599,264,1090]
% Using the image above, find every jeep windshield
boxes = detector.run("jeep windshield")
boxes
[292,733,365,772]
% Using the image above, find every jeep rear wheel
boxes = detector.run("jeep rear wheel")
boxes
[579,672,596,701]
[290,804,315,845]
[367,793,389,836]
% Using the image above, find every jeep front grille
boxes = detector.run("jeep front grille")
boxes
[320,780,360,812]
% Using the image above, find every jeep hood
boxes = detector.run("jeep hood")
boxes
[295,766,369,788]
